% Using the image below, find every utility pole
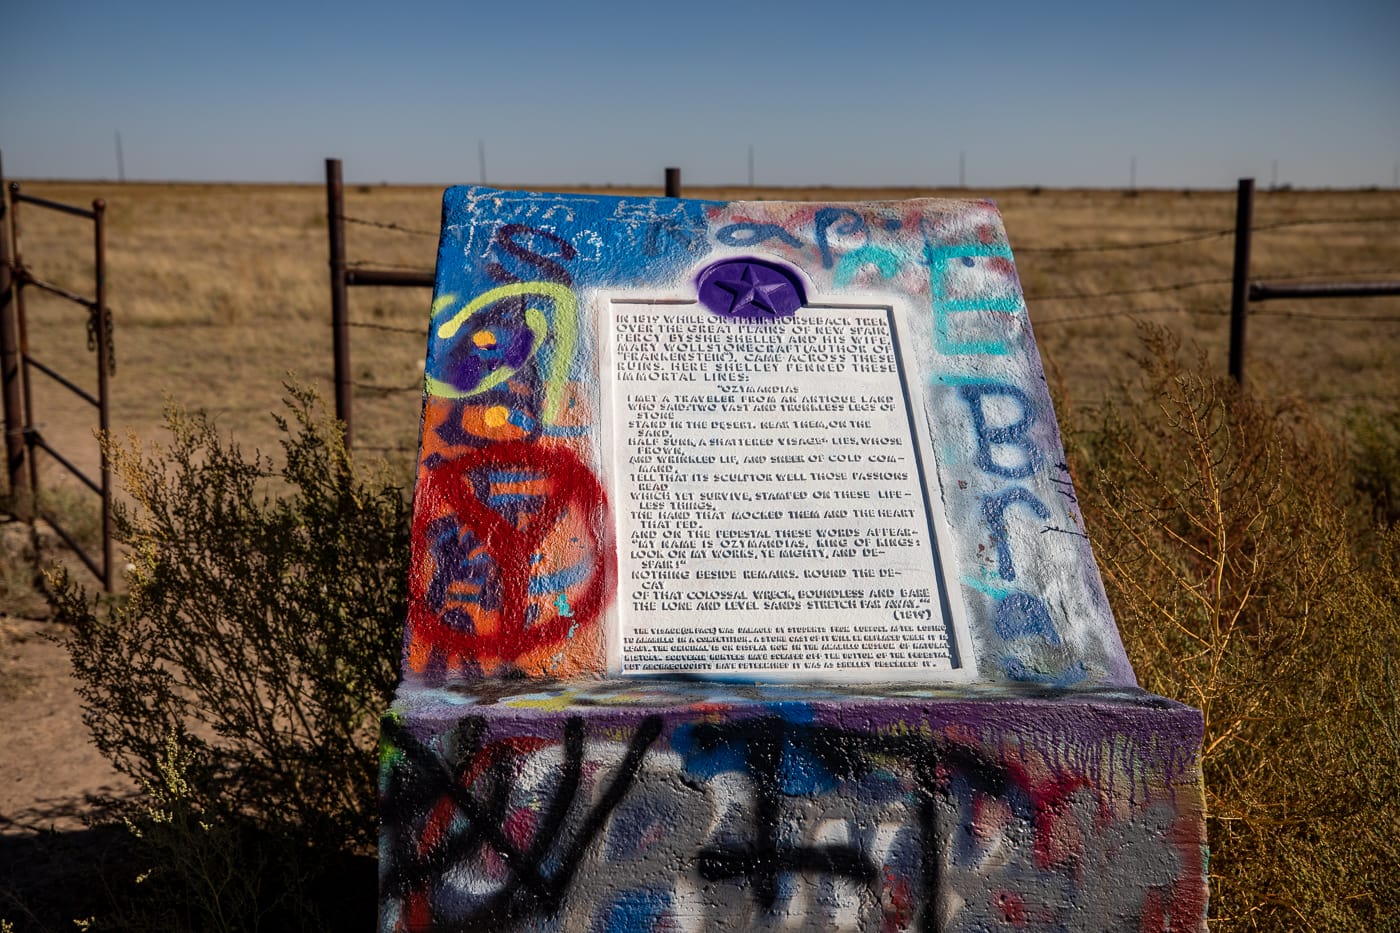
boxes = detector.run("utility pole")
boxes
[748,145,755,188]
[478,140,487,185]
[114,132,125,183]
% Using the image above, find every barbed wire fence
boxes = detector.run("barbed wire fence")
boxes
[323,162,1400,446]
[1017,187,1400,407]
[324,159,438,454]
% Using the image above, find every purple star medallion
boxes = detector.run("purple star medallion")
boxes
[696,259,805,320]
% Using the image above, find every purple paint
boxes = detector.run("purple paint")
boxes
[696,259,805,319]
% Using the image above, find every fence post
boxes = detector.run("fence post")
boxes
[326,158,352,447]
[0,153,26,515]
[93,198,114,591]
[665,167,682,199]
[1228,177,1254,386]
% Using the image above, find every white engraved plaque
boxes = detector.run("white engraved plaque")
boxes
[600,301,971,681]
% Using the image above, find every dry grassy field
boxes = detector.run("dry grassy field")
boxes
[5,180,1399,539]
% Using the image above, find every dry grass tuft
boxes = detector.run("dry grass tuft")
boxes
[1063,326,1400,930]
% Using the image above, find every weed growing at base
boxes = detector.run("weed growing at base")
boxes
[52,386,407,930]
[1062,327,1400,930]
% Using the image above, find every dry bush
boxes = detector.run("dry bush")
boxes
[1063,326,1400,930]
[1348,404,1400,527]
[49,386,409,929]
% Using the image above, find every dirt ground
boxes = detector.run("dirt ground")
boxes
[0,615,132,834]
[0,609,138,930]
[0,511,139,928]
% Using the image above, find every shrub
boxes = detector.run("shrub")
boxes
[52,386,409,928]
[1348,403,1400,527]
[1063,327,1400,930]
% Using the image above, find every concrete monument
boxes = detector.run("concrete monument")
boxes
[379,189,1208,931]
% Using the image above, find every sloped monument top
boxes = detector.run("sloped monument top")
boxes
[403,188,1134,689]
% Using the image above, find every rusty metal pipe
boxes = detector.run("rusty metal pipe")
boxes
[1228,178,1254,385]
[26,356,100,408]
[0,155,25,513]
[11,191,97,219]
[9,185,39,510]
[346,268,435,288]
[93,198,113,590]
[326,158,352,447]
[19,275,96,308]
[1249,281,1400,301]
[28,434,102,497]
[40,507,104,580]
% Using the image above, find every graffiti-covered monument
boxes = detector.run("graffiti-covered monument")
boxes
[378,188,1208,931]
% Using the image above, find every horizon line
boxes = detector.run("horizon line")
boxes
[6,176,1393,194]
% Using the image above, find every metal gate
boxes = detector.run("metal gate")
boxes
[0,158,115,590]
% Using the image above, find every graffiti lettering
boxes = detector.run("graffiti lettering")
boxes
[487,223,577,286]
[643,217,702,257]
[952,379,1072,682]
[982,487,1051,582]
[611,198,710,269]
[926,242,1021,356]
[715,221,805,250]
[685,718,879,908]
[382,714,664,930]
[381,713,1195,931]
[957,383,1042,480]
[814,207,869,269]
[993,592,1061,645]
[835,244,902,286]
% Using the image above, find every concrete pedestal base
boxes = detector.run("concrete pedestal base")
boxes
[379,681,1206,932]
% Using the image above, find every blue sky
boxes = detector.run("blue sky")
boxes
[2,0,1396,188]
